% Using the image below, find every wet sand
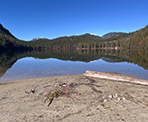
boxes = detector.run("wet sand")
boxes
[0,74,148,122]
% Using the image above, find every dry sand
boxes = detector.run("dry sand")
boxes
[0,74,148,122]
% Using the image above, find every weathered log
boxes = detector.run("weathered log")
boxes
[83,70,148,86]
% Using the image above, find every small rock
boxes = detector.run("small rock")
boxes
[116,97,121,101]
[108,95,112,99]
[78,93,81,95]
[62,83,67,87]
[122,97,126,100]
[103,99,107,102]
[30,89,35,93]
[113,93,118,98]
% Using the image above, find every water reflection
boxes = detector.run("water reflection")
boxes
[0,49,148,81]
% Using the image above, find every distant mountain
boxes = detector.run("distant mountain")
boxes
[85,32,126,40]
[102,32,126,39]
[0,24,16,38]
[84,33,102,40]
[31,37,47,41]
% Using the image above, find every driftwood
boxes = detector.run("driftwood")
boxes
[83,70,148,86]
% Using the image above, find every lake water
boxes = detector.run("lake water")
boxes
[0,49,148,82]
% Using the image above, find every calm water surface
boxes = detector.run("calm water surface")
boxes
[0,56,148,82]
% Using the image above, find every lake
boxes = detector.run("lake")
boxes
[0,49,148,82]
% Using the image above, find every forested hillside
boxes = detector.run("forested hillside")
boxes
[0,24,31,51]
[102,25,148,49]
[126,25,148,49]
[0,24,15,38]
[28,25,148,50]
[0,23,148,51]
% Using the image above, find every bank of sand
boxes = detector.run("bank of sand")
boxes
[0,74,148,122]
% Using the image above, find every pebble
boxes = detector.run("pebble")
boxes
[116,97,121,101]
[122,97,126,100]
[108,95,112,98]
[103,99,107,102]
[102,94,126,102]
[78,93,81,95]
[31,89,35,93]
[62,83,67,87]
[113,93,118,98]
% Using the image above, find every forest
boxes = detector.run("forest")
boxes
[0,24,148,52]
[27,25,148,50]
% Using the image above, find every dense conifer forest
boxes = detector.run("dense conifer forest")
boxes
[0,24,148,52]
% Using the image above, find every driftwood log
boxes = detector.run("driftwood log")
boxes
[83,70,148,86]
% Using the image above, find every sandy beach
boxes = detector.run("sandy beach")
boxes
[0,74,148,122]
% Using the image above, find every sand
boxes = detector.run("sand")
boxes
[0,74,148,122]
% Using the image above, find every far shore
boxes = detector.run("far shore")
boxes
[0,74,148,122]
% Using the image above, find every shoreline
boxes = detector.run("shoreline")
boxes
[0,74,148,122]
[0,74,82,83]
[1,71,148,83]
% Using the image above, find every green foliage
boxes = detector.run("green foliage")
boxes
[0,33,31,52]
[1,23,148,52]
[26,25,148,50]
[47,90,62,99]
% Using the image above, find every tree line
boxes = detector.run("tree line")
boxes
[26,25,148,50]
[0,25,148,52]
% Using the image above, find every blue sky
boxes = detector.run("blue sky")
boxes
[0,0,148,41]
